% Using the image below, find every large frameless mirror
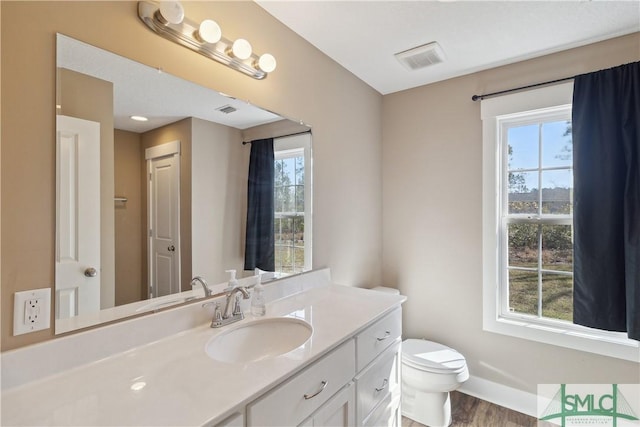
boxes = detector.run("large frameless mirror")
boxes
[55,34,312,334]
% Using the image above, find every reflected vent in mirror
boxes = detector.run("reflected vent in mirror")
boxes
[217,105,237,114]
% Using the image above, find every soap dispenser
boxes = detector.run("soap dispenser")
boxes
[251,273,266,317]
[225,269,238,290]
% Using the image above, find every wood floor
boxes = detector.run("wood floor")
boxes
[401,391,548,427]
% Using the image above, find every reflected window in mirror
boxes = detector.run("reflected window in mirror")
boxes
[274,134,312,274]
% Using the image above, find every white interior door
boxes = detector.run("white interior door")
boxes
[146,141,181,298]
[55,115,101,319]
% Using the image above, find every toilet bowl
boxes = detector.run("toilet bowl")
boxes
[401,339,469,427]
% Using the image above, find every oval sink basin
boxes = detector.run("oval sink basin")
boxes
[205,317,313,363]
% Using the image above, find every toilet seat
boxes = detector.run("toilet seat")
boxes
[402,339,467,374]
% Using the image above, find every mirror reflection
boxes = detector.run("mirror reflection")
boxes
[55,34,312,334]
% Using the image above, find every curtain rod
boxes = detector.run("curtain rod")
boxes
[242,129,311,145]
[471,75,575,102]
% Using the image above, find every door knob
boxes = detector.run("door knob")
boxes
[168,245,175,252]
[84,267,98,277]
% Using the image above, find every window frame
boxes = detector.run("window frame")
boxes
[274,134,312,274]
[481,82,639,362]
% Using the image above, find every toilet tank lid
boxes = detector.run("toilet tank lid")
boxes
[402,339,467,372]
[370,286,400,295]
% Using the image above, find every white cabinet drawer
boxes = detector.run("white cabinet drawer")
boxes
[356,308,402,371]
[356,342,400,424]
[247,339,356,426]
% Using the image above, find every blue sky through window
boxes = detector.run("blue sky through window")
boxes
[508,120,572,191]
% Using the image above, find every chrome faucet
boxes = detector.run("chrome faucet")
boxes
[223,286,250,318]
[191,276,211,297]
[206,286,250,328]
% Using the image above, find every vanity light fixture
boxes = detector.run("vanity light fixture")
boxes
[229,38,252,60]
[257,53,277,73]
[157,1,184,25]
[196,19,222,44]
[138,1,276,79]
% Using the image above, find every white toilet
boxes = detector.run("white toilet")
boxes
[369,287,469,427]
[401,339,469,427]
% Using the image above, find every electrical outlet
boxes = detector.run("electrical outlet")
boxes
[14,288,51,335]
[24,298,43,324]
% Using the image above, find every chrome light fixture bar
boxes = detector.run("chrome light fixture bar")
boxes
[138,1,276,80]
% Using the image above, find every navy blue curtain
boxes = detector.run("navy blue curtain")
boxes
[244,138,275,272]
[572,62,640,340]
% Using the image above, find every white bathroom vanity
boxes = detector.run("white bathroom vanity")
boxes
[1,269,405,426]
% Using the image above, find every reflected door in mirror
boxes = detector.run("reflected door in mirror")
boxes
[146,141,181,298]
[55,115,101,318]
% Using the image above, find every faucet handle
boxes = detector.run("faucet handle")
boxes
[203,301,222,317]
[204,302,224,328]
[232,294,242,316]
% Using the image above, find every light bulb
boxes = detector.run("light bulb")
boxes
[231,39,252,60]
[196,19,221,44]
[257,53,277,73]
[158,1,184,25]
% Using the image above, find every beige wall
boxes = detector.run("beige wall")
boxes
[58,68,116,311]
[382,33,640,393]
[1,1,383,351]
[114,129,143,306]
[141,119,193,295]
[191,118,246,284]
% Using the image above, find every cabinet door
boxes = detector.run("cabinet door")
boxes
[362,394,401,427]
[300,382,355,427]
[356,341,401,424]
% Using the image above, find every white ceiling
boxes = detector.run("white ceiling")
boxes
[256,0,640,95]
[57,34,282,133]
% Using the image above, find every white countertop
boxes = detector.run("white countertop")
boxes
[1,284,405,426]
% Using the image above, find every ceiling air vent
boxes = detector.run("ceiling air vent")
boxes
[216,105,237,114]
[395,41,445,71]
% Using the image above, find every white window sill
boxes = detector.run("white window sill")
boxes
[484,315,640,363]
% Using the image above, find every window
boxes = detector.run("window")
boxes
[500,108,573,323]
[482,82,638,361]
[274,134,312,274]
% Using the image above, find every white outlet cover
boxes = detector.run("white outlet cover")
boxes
[13,288,51,335]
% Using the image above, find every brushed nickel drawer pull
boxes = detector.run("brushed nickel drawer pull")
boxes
[304,381,328,400]
[375,378,389,393]
[376,331,391,341]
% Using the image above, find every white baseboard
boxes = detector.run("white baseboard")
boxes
[458,375,538,418]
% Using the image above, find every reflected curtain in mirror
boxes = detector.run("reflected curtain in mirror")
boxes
[572,61,640,340]
[244,138,275,271]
